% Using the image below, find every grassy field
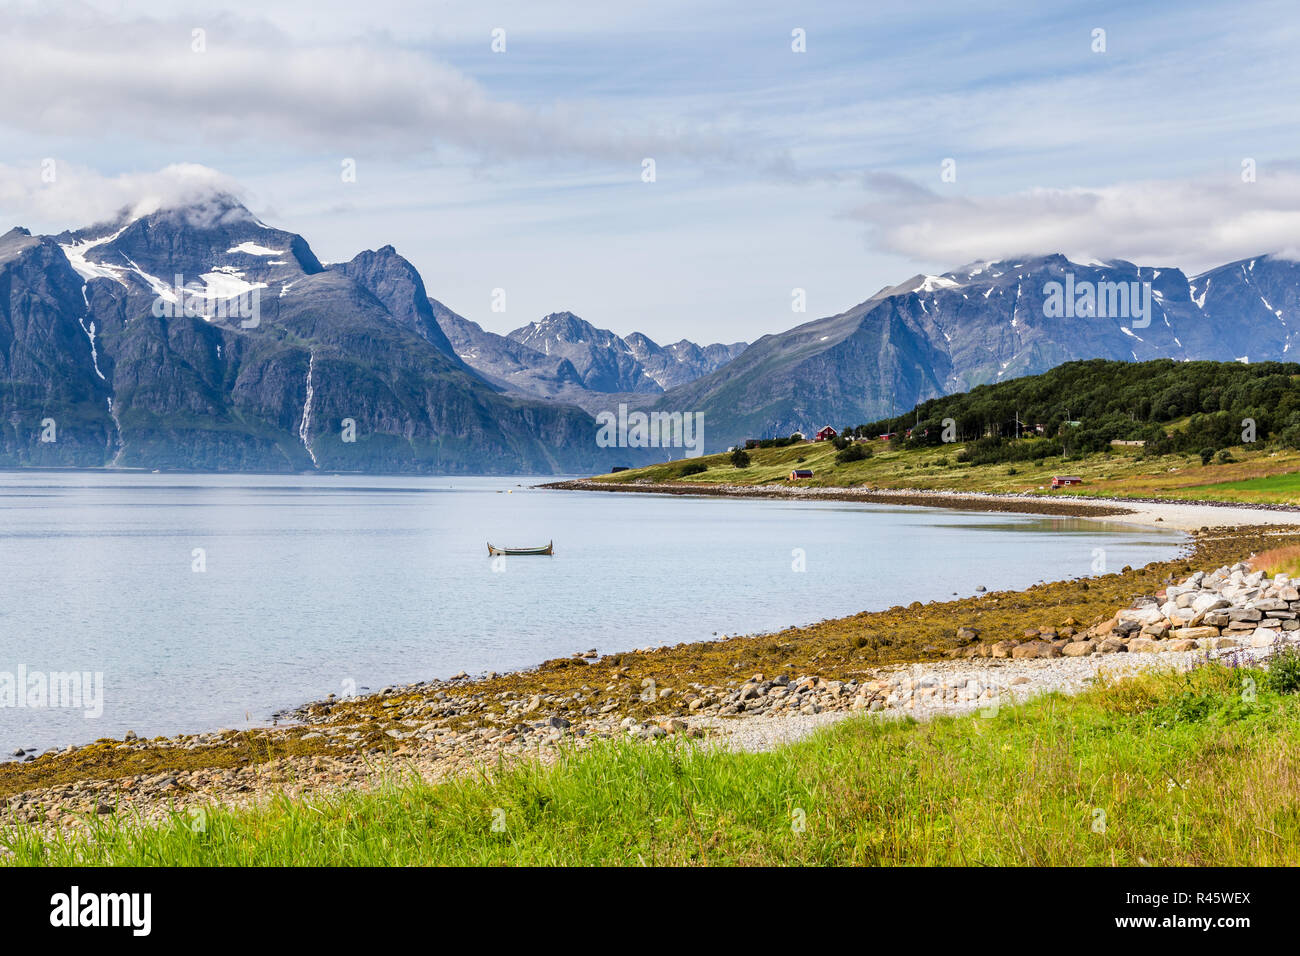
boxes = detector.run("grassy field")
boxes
[4,657,1298,865]
[595,438,1300,505]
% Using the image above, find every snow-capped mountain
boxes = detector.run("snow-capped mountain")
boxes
[8,190,1300,471]
[660,252,1300,451]
[433,306,747,413]
[0,195,640,473]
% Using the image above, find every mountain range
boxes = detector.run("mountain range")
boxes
[658,253,1300,451]
[430,304,745,415]
[0,196,731,473]
[6,192,1300,471]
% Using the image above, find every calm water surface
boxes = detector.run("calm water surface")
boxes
[0,473,1183,753]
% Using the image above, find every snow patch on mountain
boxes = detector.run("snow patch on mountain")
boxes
[59,226,130,285]
[227,242,285,256]
[912,275,961,293]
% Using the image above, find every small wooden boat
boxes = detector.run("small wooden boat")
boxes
[487,541,553,556]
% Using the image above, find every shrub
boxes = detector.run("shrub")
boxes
[835,443,870,465]
[1217,449,1236,464]
[1265,647,1300,695]
[679,461,708,477]
[1200,447,1216,465]
[729,448,751,469]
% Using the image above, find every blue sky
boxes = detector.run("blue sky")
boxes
[3,0,1300,343]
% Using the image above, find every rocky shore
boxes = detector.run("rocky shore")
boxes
[6,477,1300,842]
[5,543,1298,835]
[543,478,1135,519]
[544,478,1300,532]
[952,561,1299,660]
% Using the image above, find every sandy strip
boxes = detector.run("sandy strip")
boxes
[544,478,1300,533]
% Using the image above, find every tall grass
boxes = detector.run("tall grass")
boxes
[4,662,1297,866]
[1249,544,1300,578]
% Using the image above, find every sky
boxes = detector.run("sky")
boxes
[3,0,1300,343]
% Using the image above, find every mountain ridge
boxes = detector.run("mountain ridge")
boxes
[1,196,649,473]
[9,190,1300,471]
[657,252,1300,451]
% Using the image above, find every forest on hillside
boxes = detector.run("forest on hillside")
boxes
[855,359,1300,465]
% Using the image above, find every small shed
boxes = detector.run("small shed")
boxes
[789,469,814,480]
[1051,475,1083,488]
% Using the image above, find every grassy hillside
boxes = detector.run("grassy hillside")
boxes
[5,659,1298,865]
[597,358,1300,503]
[595,435,1300,505]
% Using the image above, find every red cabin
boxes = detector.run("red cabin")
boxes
[814,426,837,442]
[1051,475,1083,489]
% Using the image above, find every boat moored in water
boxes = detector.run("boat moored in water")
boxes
[487,541,554,556]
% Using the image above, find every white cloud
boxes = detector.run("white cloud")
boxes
[847,170,1300,273]
[0,162,249,231]
[0,3,731,163]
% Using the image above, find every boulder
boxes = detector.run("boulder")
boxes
[1249,627,1280,648]
[1062,640,1097,657]
[1127,637,1163,653]
[1191,594,1230,614]
[1012,641,1062,659]
[1170,626,1221,642]
[1119,606,1164,625]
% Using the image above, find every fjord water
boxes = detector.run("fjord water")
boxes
[0,473,1182,754]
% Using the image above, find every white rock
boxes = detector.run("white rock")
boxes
[1250,627,1280,647]
[1192,593,1230,614]
[1119,606,1163,625]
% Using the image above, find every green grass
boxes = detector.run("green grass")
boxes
[1183,472,1300,497]
[6,659,1299,865]
[595,439,1300,505]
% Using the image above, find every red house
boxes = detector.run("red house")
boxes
[1051,475,1083,489]
[789,469,814,480]
[815,425,837,441]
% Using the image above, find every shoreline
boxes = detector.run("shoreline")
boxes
[542,477,1300,532]
[5,491,1300,835]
